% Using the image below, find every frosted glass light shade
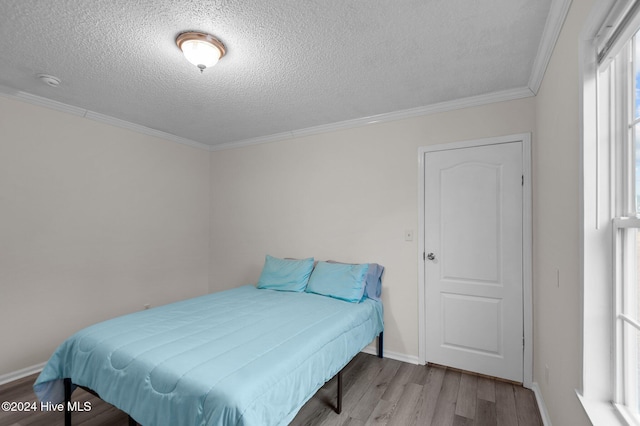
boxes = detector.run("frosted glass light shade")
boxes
[181,40,220,68]
[176,32,226,72]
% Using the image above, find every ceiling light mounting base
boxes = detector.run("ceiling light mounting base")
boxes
[176,31,226,72]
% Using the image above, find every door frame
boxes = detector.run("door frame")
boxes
[417,133,533,388]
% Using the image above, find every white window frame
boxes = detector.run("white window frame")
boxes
[581,1,640,424]
[613,218,640,424]
[610,30,640,426]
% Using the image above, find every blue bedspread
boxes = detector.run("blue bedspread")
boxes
[34,285,383,426]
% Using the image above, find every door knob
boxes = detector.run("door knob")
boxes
[426,253,436,260]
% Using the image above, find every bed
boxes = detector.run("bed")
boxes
[34,257,384,426]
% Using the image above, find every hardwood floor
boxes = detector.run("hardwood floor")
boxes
[290,354,542,426]
[0,353,541,426]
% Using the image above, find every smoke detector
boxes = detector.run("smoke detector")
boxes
[37,74,61,88]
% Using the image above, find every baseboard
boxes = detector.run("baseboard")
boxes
[531,382,552,426]
[0,362,45,386]
[360,345,420,365]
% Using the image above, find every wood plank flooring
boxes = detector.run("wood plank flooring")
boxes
[0,353,542,426]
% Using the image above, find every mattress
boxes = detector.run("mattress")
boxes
[34,285,384,426]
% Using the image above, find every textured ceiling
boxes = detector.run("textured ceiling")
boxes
[0,0,553,147]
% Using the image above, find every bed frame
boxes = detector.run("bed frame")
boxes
[62,332,383,426]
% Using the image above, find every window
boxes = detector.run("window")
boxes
[579,2,640,425]
[601,25,640,425]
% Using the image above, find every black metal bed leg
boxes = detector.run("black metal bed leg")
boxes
[378,331,384,358]
[64,378,72,426]
[336,370,343,414]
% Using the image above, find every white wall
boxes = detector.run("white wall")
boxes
[533,0,593,424]
[0,96,210,376]
[209,97,536,361]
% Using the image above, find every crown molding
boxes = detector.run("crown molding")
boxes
[208,130,297,151]
[1,84,536,154]
[0,85,87,117]
[529,0,573,94]
[83,111,211,151]
[210,86,535,151]
[0,86,211,151]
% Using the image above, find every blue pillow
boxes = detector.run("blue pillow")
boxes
[305,261,369,302]
[256,255,315,292]
[327,260,384,301]
[363,263,384,301]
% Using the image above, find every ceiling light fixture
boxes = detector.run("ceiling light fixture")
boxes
[176,31,226,73]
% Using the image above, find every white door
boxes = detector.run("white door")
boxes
[424,141,523,382]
